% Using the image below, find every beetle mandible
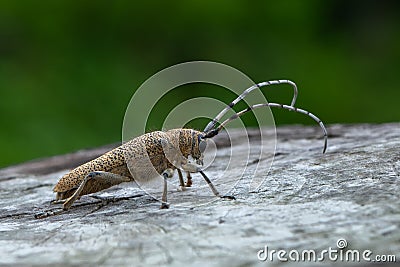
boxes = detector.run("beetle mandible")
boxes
[52,80,328,210]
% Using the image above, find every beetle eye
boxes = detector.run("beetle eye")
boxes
[199,139,207,153]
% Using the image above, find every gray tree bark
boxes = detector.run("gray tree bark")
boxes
[0,123,399,266]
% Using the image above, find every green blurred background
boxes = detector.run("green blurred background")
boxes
[1,0,399,167]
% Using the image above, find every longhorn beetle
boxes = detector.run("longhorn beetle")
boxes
[51,80,327,212]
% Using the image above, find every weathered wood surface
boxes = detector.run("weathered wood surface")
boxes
[0,124,399,266]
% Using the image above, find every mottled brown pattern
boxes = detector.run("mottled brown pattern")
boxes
[53,146,126,193]
[53,129,204,200]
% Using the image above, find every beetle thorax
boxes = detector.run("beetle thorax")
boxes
[165,129,203,159]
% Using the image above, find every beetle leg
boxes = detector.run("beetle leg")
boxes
[51,199,66,205]
[180,162,235,200]
[198,170,221,197]
[185,172,192,187]
[177,169,186,191]
[176,170,192,190]
[51,192,66,204]
[160,168,174,209]
[63,171,132,210]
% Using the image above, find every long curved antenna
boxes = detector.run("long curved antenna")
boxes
[203,80,298,132]
[203,103,328,153]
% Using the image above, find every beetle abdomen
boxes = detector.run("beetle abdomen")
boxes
[53,146,126,193]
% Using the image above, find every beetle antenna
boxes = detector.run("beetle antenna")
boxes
[203,80,298,132]
[203,103,328,153]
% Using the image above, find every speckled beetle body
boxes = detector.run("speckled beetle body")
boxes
[51,79,328,212]
[53,129,214,210]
